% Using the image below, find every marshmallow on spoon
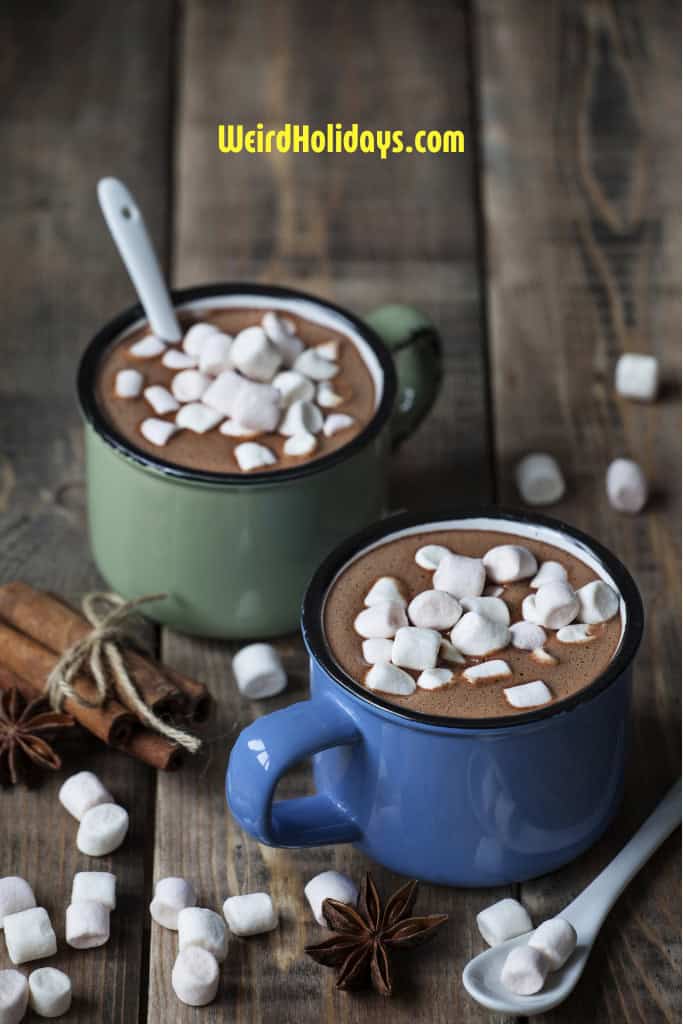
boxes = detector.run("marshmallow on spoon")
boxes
[364,577,407,608]
[72,872,116,911]
[463,660,511,685]
[522,582,579,629]
[178,907,228,962]
[222,893,278,936]
[150,878,197,930]
[516,453,565,506]
[28,967,72,1019]
[501,945,550,996]
[234,442,277,472]
[0,878,36,928]
[172,947,219,1007]
[361,638,394,664]
[66,901,110,949]
[450,612,510,657]
[198,332,232,375]
[140,418,178,447]
[354,601,408,639]
[183,322,219,357]
[391,626,441,671]
[305,872,358,927]
[504,680,553,709]
[528,917,577,970]
[230,326,281,382]
[59,771,113,821]
[606,458,648,514]
[175,403,223,434]
[433,553,486,599]
[232,643,287,699]
[115,368,144,398]
[232,380,281,432]
[0,969,28,1024]
[530,560,568,588]
[143,385,179,415]
[272,370,315,407]
[460,596,510,626]
[417,667,454,690]
[509,621,547,651]
[129,335,166,359]
[365,663,416,696]
[262,312,304,367]
[76,803,129,856]
[415,545,452,571]
[408,590,462,630]
[483,545,537,584]
[477,898,533,947]
[614,352,659,401]
[575,580,619,623]
[4,907,57,965]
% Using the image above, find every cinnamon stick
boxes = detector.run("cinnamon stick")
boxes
[163,666,213,722]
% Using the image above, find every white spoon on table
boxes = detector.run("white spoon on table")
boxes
[463,778,681,1017]
[97,176,182,342]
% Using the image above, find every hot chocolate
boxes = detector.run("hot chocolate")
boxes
[323,527,622,719]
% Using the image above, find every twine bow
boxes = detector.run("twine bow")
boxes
[46,592,201,754]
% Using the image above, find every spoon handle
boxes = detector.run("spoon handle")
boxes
[97,177,182,342]
[562,778,681,938]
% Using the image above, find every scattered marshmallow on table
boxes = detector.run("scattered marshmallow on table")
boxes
[365,663,415,695]
[364,577,406,607]
[273,370,315,407]
[606,458,648,514]
[516,452,565,506]
[575,580,619,624]
[66,900,110,949]
[614,352,659,402]
[59,771,113,822]
[198,332,233,375]
[483,545,537,583]
[178,907,228,961]
[460,596,510,626]
[230,326,281,382]
[28,967,72,1019]
[317,381,344,408]
[433,552,486,599]
[222,893,278,936]
[323,413,355,437]
[556,624,596,644]
[129,335,166,359]
[293,348,339,381]
[140,418,178,447]
[415,544,451,571]
[150,878,197,930]
[203,370,245,416]
[0,878,36,928]
[115,368,144,398]
[417,667,454,690]
[361,638,394,664]
[522,582,579,629]
[477,898,533,947]
[172,946,219,1007]
[305,872,358,927]
[3,907,57,965]
[354,601,408,639]
[500,945,549,996]
[171,369,210,404]
[0,969,28,1024]
[530,560,568,588]
[391,626,441,671]
[234,442,277,472]
[463,660,511,685]
[408,590,462,630]
[231,379,281,433]
[528,917,577,970]
[284,432,318,457]
[510,621,547,651]
[72,872,116,911]
[183,322,219,357]
[450,612,510,657]
[279,399,323,437]
[175,403,223,434]
[261,312,304,367]
[76,803,129,856]
[504,680,553,709]
[162,348,197,370]
[232,643,287,699]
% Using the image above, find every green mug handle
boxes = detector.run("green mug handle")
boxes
[364,304,443,446]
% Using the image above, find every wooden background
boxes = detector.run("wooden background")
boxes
[1,0,680,1021]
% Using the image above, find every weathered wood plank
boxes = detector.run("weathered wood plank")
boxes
[0,2,174,1020]
[476,0,680,1020]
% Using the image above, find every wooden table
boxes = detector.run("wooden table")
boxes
[2,1,680,1020]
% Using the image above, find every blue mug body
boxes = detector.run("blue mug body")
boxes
[227,510,643,887]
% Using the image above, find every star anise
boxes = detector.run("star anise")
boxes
[0,688,74,786]
[305,873,448,996]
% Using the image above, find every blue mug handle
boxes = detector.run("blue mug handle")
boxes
[226,695,362,847]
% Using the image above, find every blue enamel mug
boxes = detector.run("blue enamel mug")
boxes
[227,510,643,886]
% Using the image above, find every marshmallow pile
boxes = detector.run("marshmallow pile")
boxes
[352,540,620,710]
[116,312,357,471]
[476,897,577,996]
[150,875,278,1007]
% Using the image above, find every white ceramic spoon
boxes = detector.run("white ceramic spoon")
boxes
[463,778,681,1017]
[97,177,182,342]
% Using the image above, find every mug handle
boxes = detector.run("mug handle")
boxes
[226,695,362,847]
[364,304,443,446]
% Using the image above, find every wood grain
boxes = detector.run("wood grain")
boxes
[476,0,681,1020]
[0,1,174,1019]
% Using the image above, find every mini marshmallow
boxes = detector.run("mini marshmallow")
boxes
[575,580,619,624]
[557,624,596,644]
[504,680,553,709]
[150,878,197,930]
[415,544,452,570]
[178,907,228,962]
[115,368,144,398]
[230,326,281,382]
[284,432,318,457]
[460,596,510,626]
[198,332,233,375]
[316,340,340,361]
[531,647,559,666]
[0,969,28,1024]
[279,399,323,436]
[183,322,219,356]
[175,403,223,434]
[392,626,441,671]
[59,771,113,821]
[483,545,537,583]
[417,667,454,690]
[28,967,71,1019]
[323,413,355,437]
[433,553,486,599]
[232,380,281,432]
[172,947,219,1007]
[232,643,287,699]
[510,621,547,651]
[516,453,565,506]
[365,663,416,695]
[219,419,260,438]
[530,560,568,588]
[450,612,510,657]
[171,369,210,403]
[140,418,178,447]
[353,601,408,639]
[477,898,533,947]
[272,370,315,407]
[364,577,407,607]
[408,590,462,630]
[234,442,277,471]
[362,638,394,664]
[615,352,659,402]
[293,348,339,381]
[203,370,244,416]
[606,458,648,513]
[317,381,345,408]
[72,872,116,911]
[129,335,166,359]
[222,893,278,937]
[162,348,197,369]
[439,639,465,664]
[500,945,549,996]
[4,907,57,965]
[305,872,358,927]
[261,312,304,366]
[528,917,577,970]
[0,878,36,929]
[463,660,512,685]
[65,900,110,949]
[76,803,129,856]
[522,582,579,629]
[143,385,179,415]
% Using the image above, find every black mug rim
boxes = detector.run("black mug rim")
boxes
[301,506,644,731]
[77,282,398,486]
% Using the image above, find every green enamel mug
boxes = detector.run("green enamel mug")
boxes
[77,283,442,638]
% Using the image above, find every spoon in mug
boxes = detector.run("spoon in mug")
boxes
[463,778,681,1017]
[97,177,182,342]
